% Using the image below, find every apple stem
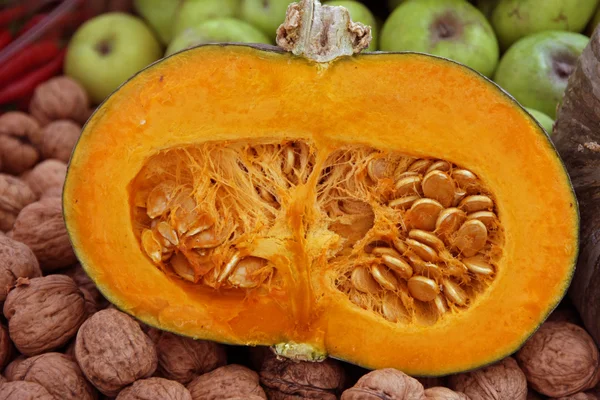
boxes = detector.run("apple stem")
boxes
[276,0,372,63]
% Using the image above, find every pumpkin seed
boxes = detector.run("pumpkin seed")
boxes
[367,158,388,181]
[351,266,380,294]
[467,211,497,229]
[463,256,494,275]
[228,256,268,288]
[454,219,488,257]
[141,229,162,263]
[408,229,445,251]
[459,195,494,213]
[422,170,455,208]
[435,208,466,236]
[405,198,444,231]
[426,160,450,174]
[453,188,467,206]
[171,252,196,282]
[217,253,240,283]
[389,195,420,209]
[434,294,448,314]
[405,238,438,262]
[412,262,442,280]
[408,159,433,174]
[372,247,401,257]
[283,145,295,175]
[156,221,179,246]
[371,265,398,291]
[452,169,480,193]
[407,276,439,302]
[146,181,177,218]
[443,279,467,306]
[380,254,413,280]
[382,292,410,323]
[186,228,225,249]
[395,175,422,196]
[392,238,408,253]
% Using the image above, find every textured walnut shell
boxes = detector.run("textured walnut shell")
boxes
[29,77,89,126]
[0,112,40,175]
[187,364,266,400]
[424,387,470,399]
[449,357,527,400]
[0,235,41,303]
[75,309,158,396]
[22,159,67,199]
[11,197,77,271]
[147,329,227,384]
[0,175,36,232]
[259,354,346,399]
[4,355,25,381]
[0,381,54,399]
[63,264,108,315]
[115,377,191,400]
[34,120,81,162]
[552,394,600,400]
[0,324,12,371]
[341,369,425,400]
[8,352,97,400]
[517,322,599,398]
[3,275,86,356]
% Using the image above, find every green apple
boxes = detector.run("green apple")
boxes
[65,13,162,104]
[173,0,240,37]
[525,108,554,135]
[133,0,180,44]
[327,1,378,50]
[380,0,499,77]
[240,0,294,41]
[491,0,598,50]
[493,31,588,118]
[166,18,271,56]
[388,0,406,11]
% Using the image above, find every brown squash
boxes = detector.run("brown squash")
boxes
[63,0,578,376]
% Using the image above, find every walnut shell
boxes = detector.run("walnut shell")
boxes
[449,357,527,400]
[147,329,226,384]
[29,77,89,126]
[22,159,67,199]
[187,364,266,400]
[11,197,77,271]
[259,354,346,399]
[517,322,599,398]
[3,275,87,356]
[0,175,36,232]
[4,356,25,381]
[75,309,158,396]
[34,120,80,162]
[0,324,12,371]
[8,352,97,400]
[0,235,41,303]
[62,264,108,315]
[0,381,54,400]
[115,377,191,400]
[552,394,600,400]
[425,387,470,399]
[341,369,425,400]
[0,113,40,175]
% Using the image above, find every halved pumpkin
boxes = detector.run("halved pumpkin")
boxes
[63,1,578,376]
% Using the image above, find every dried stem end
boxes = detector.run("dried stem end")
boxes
[276,0,372,63]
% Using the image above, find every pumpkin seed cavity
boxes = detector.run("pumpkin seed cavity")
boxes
[130,141,504,326]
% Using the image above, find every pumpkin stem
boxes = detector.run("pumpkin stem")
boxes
[276,0,372,63]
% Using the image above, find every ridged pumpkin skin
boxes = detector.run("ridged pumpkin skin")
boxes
[63,44,578,376]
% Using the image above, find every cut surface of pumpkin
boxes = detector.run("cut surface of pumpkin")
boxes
[63,1,577,376]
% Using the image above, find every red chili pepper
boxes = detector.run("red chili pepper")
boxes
[0,5,27,27]
[0,40,60,87]
[16,13,48,37]
[0,29,11,50]
[0,49,65,105]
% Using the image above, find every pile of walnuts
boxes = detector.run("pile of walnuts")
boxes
[0,77,599,400]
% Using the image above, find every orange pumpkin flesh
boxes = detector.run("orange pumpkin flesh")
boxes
[63,44,578,376]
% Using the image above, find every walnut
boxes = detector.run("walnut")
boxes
[33,120,81,162]
[0,235,41,303]
[424,387,470,399]
[8,352,97,400]
[0,175,36,232]
[11,197,77,271]
[259,354,346,399]
[0,381,54,399]
[341,369,425,400]
[527,390,545,400]
[517,322,599,398]
[187,365,267,400]
[0,375,5,384]
[418,377,447,389]
[3,275,86,356]
[62,264,108,315]
[0,324,12,371]
[449,357,527,400]
[0,112,40,175]
[552,394,600,400]
[75,309,158,396]
[4,355,25,381]
[29,77,89,126]
[115,377,191,400]
[147,328,227,384]
[22,159,66,199]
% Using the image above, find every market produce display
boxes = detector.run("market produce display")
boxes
[0,0,598,399]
